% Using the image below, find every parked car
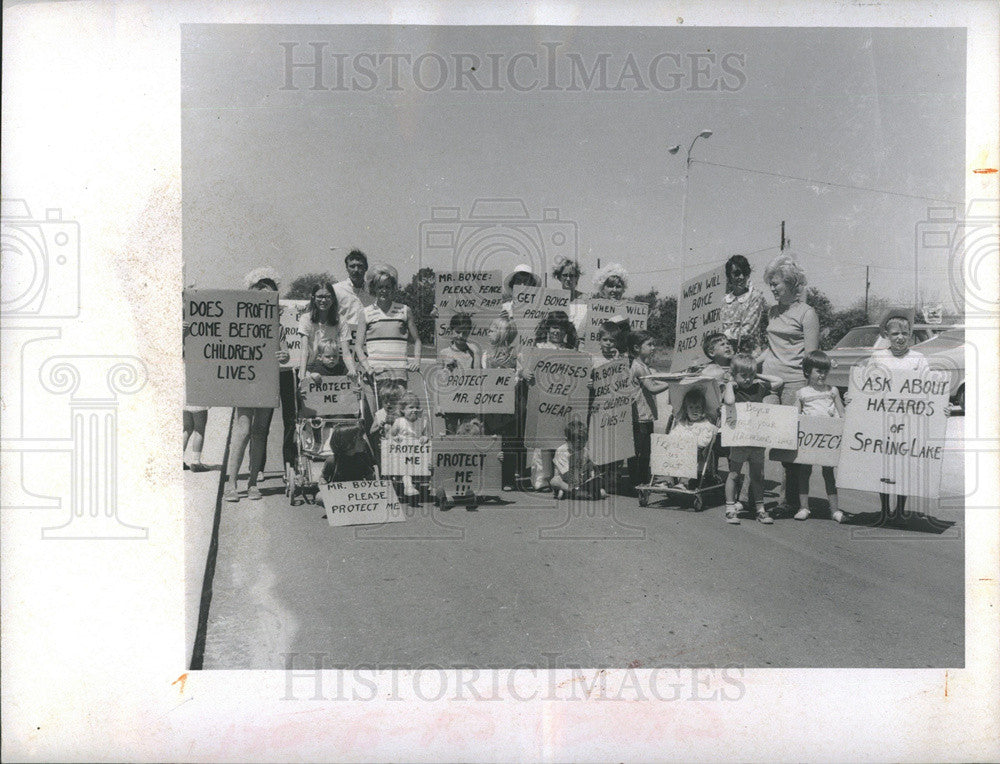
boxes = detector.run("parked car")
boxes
[825,324,934,391]
[912,328,965,412]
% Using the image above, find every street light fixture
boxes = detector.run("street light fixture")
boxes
[671,129,713,264]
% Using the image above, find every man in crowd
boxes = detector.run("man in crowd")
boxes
[334,249,375,363]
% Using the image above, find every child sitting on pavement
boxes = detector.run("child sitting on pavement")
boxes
[551,418,607,501]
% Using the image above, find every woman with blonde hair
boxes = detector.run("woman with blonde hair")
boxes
[592,262,629,300]
[758,253,820,516]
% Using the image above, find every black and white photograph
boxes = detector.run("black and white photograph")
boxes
[2,2,998,761]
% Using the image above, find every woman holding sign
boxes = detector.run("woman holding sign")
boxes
[592,262,629,301]
[758,254,820,516]
[553,257,588,339]
[721,254,767,355]
[223,268,290,502]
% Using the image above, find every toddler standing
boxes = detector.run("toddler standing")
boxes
[793,350,845,522]
[628,331,670,488]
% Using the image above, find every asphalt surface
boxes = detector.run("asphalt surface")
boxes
[193,416,964,670]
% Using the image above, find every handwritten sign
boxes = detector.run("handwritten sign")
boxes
[430,435,502,496]
[587,357,638,464]
[435,270,503,314]
[278,299,309,369]
[511,285,572,348]
[183,289,279,408]
[300,376,359,416]
[381,436,431,476]
[434,314,494,353]
[770,416,845,466]
[580,298,649,351]
[319,480,405,527]
[427,368,516,414]
[720,402,798,449]
[836,365,949,498]
[649,430,698,479]
[672,265,727,370]
[523,349,592,448]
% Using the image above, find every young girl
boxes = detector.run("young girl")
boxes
[482,314,522,491]
[527,311,578,491]
[551,419,606,500]
[368,380,404,468]
[438,312,480,434]
[390,391,429,500]
[723,353,782,524]
[628,331,671,488]
[668,388,719,489]
[594,320,626,363]
[793,350,845,522]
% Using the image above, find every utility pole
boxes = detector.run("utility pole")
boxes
[864,265,871,320]
[780,221,789,251]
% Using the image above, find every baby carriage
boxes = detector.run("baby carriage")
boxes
[286,373,376,505]
[635,377,726,511]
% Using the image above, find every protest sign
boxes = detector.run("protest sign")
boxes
[720,402,798,449]
[427,367,516,414]
[184,289,280,407]
[770,415,845,466]
[523,349,592,448]
[836,365,949,498]
[587,357,638,464]
[579,297,649,351]
[278,299,309,369]
[381,436,431,476]
[430,435,502,497]
[672,265,727,370]
[649,430,698,479]
[434,314,494,354]
[319,480,405,527]
[434,270,503,315]
[300,376,359,417]
[511,285,572,348]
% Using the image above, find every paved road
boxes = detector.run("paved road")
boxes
[195,417,964,670]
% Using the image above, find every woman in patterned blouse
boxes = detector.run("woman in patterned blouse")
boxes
[720,254,767,355]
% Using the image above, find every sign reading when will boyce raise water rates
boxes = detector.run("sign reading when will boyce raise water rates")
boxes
[184,289,280,408]
[672,265,727,371]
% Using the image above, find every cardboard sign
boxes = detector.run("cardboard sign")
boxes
[434,270,503,315]
[427,367,516,414]
[667,377,723,417]
[720,402,798,449]
[278,299,310,369]
[579,298,649,351]
[183,289,280,408]
[381,436,431,476]
[300,375,359,416]
[319,480,405,527]
[523,349,592,448]
[587,356,638,465]
[434,314,494,354]
[836,365,949,498]
[511,285,572,348]
[770,416,845,466]
[430,435,502,496]
[672,265,727,370]
[649,430,698,479]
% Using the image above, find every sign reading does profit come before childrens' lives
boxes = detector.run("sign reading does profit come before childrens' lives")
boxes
[720,402,799,450]
[428,367,517,415]
[523,348,592,449]
[769,415,845,467]
[431,436,502,498]
[587,357,638,465]
[184,289,280,408]
[836,364,949,498]
[319,480,405,527]
[673,265,727,371]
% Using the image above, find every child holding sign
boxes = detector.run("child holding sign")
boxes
[390,391,430,500]
[551,419,606,500]
[628,331,671,487]
[722,354,783,524]
[667,388,719,488]
[437,312,481,434]
[793,351,845,522]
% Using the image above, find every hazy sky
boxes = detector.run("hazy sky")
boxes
[182,25,965,311]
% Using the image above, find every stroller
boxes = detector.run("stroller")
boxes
[635,377,726,511]
[286,373,377,506]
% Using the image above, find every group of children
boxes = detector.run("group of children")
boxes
[301,305,931,524]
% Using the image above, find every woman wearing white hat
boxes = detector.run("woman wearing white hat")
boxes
[501,264,541,318]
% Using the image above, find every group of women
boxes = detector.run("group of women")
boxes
[195,250,822,508]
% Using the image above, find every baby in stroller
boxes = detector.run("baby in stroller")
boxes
[658,387,719,489]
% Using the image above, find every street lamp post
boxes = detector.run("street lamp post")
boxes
[668,129,713,267]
